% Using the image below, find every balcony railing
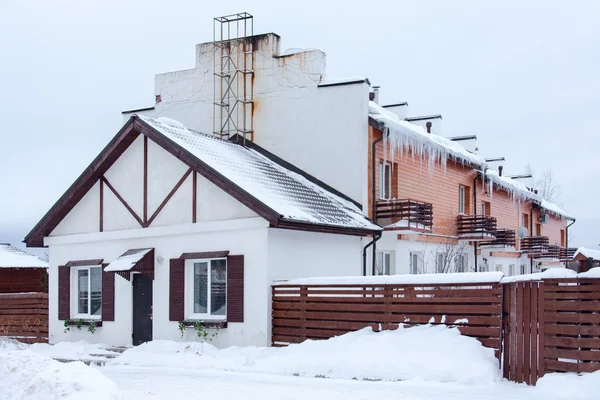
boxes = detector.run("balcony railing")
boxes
[376,199,433,232]
[520,236,549,254]
[537,245,561,259]
[559,247,577,261]
[456,215,497,240]
[479,228,516,247]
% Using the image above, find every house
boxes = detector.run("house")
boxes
[0,243,48,293]
[24,115,380,346]
[367,101,576,276]
[572,247,600,272]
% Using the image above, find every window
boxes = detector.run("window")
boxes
[186,258,227,319]
[376,251,393,275]
[522,213,529,228]
[496,264,504,273]
[481,201,491,216]
[73,266,102,319]
[458,185,471,214]
[509,264,515,275]
[436,252,446,273]
[455,253,468,273]
[560,229,566,247]
[520,264,527,275]
[535,223,541,236]
[409,252,423,274]
[379,162,392,200]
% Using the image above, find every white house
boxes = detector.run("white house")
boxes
[25,116,380,347]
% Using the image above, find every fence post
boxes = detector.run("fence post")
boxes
[300,285,307,341]
[538,280,545,379]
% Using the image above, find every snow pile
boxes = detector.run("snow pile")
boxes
[278,271,504,286]
[540,199,574,220]
[535,370,600,399]
[485,169,538,203]
[28,341,119,361]
[111,325,500,384]
[0,348,124,400]
[578,267,600,278]
[0,243,48,269]
[369,102,486,172]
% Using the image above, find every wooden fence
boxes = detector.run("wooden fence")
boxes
[272,277,600,386]
[0,292,48,343]
[272,281,503,353]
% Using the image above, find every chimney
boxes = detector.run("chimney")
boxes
[498,165,503,177]
[426,121,432,134]
[372,86,380,104]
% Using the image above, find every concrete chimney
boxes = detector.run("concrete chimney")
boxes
[372,86,380,104]
[498,165,503,177]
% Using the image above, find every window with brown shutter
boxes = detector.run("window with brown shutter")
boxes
[169,258,185,321]
[102,264,115,321]
[227,255,244,322]
[58,265,70,320]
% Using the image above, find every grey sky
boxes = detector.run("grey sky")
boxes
[1,0,598,252]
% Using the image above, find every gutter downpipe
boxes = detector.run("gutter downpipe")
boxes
[566,219,576,248]
[365,132,387,276]
[473,172,481,272]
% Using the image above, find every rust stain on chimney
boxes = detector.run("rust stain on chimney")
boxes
[252,98,259,118]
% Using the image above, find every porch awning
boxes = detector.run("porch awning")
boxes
[104,248,155,280]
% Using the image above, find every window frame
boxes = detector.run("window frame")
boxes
[184,257,227,321]
[455,253,468,273]
[458,186,466,214]
[375,251,393,275]
[71,265,103,320]
[436,252,446,273]
[409,251,423,274]
[379,162,392,200]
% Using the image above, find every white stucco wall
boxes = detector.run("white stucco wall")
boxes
[126,33,370,209]
[47,219,270,347]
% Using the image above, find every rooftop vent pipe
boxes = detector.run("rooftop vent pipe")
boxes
[372,86,380,104]
[426,121,432,134]
[498,165,503,176]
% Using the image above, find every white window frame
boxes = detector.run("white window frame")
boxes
[185,258,227,321]
[436,252,446,273]
[456,253,468,273]
[509,264,515,276]
[379,162,392,200]
[458,186,466,214]
[376,251,393,275]
[71,265,102,320]
[409,251,423,274]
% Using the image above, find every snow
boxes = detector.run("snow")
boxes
[111,325,499,384]
[540,199,574,220]
[573,246,600,260]
[500,268,577,283]
[28,341,120,361]
[535,370,600,399]
[156,117,187,130]
[0,243,48,269]
[578,267,600,278]
[369,102,486,172]
[138,115,381,232]
[384,219,431,231]
[276,271,503,286]
[0,342,124,400]
[104,249,152,272]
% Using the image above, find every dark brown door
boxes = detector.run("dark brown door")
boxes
[132,274,153,345]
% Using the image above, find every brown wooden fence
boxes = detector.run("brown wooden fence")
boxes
[0,292,48,343]
[272,281,503,353]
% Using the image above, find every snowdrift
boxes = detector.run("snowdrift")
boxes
[0,339,124,400]
[111,325,501,384]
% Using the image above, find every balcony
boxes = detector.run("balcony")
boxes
[376,199,433,232]
[560,247,577,261]
[479,228,516,247]
[520,236,549,254]
[537,245,561,260]
[456,215,497,240]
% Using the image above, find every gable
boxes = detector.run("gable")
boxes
[50,133,258,237]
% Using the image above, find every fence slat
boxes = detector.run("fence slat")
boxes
[0,292,48,343]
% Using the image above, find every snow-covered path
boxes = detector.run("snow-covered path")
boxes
[102,366,569,400]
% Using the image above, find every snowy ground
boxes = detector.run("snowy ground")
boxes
[2,326,598,399]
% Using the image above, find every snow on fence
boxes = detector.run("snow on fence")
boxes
[0,292,48,343]
[272,275,503,354]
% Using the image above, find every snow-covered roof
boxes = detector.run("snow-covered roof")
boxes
[368,102,486,170]
[0,244,48,269]
[540,199,574,220]
[140,116,381,232]
[104,249,153,272]
[573,247,600,260]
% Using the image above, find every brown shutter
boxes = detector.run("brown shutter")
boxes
[227,255,244,322]
[102,264,115,321]
[169,258,185,321]
[58,265,70,320]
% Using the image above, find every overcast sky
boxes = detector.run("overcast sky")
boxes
[1,0,598,252]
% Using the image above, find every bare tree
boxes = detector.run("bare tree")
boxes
[421,218,469,274]
[524,163,561,202]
